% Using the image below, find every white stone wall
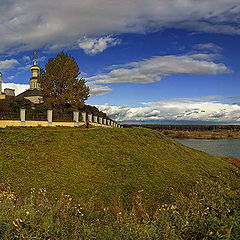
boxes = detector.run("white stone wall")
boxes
[88,114,93,122]
[1,109,120,128]
[82,112,87,122]
[93,116,98,123]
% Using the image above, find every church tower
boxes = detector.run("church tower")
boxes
[16,51,43,104]
[30,51,41,90]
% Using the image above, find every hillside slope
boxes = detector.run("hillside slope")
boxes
[0,127,238,208]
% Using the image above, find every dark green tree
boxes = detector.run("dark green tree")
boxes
[38,52,89,111]
[0,98,32,111]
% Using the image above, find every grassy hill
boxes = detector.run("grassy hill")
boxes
[0,127,239,209]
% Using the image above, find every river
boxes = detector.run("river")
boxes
[176,139,240,158]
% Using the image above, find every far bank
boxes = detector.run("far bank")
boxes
[123,124,240,139]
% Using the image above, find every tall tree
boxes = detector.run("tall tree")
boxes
[38,52,89,110]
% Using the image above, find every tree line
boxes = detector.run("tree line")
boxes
[124,124,240,131]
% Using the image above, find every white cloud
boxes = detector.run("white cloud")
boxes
[177,21,240,35]
[0,0,240,53]
[2,83,29,95]
[44,43,72,53]
[193,43,222,53]
[7,75,15,81]
[18,64,32,71]
[87,53,230,84]
[22,56,31,62]
[95,97,240,123]
[0,59,19,70]
[78,36,121,55]
[86,81,112,96]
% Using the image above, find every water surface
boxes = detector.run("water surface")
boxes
[176,139,240,158]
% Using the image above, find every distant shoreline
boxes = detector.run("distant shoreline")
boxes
[123,124,240,139]
[166,130,240,139]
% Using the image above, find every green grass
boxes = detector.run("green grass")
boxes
[0,180,239,239]
[0,127,239,211]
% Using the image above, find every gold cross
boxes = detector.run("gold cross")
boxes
[33,51,37,65]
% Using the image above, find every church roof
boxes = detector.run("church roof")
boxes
[17,89,43,98]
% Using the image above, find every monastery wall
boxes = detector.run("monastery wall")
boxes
[0,109,121,128]
[0,120,113,128]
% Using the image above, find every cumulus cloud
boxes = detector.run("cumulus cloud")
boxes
[87,53,230,84]
[78,36,121,55]
[95,97,240,123]
[2,83,29,95]
[0,59,19,70]
[0,0,240,53]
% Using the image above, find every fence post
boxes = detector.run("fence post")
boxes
[47,110,53,126]
[107,119,110,126]
[93,116,98,123]
[73,111,79,127]
[99,117,103,125]
[103,119,106,125]
[82,112,86,122]
[20,109,26,126]
[88,113,93,122]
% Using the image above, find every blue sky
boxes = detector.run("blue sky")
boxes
[0,0,240,124]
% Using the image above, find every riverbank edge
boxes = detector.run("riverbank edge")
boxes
[222,156,240,169]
